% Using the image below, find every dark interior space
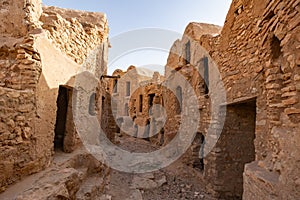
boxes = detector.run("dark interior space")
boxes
[215,99,256,199]
[54,86,69,151]
[271,35,282,60]
[192,133,205,171]
[139,95,143,112]
[148,93,155,115]
[148,93,155,107]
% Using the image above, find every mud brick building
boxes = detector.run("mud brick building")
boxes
[164,0,300,199]
[108,1,300,197]
[0,0,299,199]
[109,66,164,141]
[0,0,113,194]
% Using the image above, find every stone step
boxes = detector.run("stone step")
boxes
[15,168,83,200]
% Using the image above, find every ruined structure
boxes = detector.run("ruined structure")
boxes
[108,1,300,197]
[1,0,299,199]
[109,66,164,142]
[0,0,113,197]
[164,0,300,199]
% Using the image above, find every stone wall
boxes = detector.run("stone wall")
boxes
[163,0,300,198]
[163,22,222,173]
[97,80,116,142]
[0,0,42,37]
[129,78,164,141]
[41,6,109,67]
[0,1,44,191]
[109,67,165,142]
[0,0,110,192]
[109,67,159,134]
[202,0,300,199]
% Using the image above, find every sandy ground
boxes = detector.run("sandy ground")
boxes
[0,135,216,200]
[104,135,216,200]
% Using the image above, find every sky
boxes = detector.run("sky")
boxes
[43,0,232,74]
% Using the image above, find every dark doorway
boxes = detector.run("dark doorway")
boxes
[139,95,143,112]
[214,99,256,199]
[148,94,155,107]
[192,133,205,171]
[148,93,155,115]
[54,86,69,151]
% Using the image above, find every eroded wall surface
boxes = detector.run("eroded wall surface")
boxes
[109,66,164,139]
[164,0,300,199]
[205,0,299,199]
[163,22,222,177]
[0,0,109,191]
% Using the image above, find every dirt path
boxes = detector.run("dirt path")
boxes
[0,136,215,200]
[103,135,216,200]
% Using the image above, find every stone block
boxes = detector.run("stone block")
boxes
[282,97,298,105]
[243,162,279,200]
[282,91,297,98]
[266,83,280,89]
[284,108,300,115]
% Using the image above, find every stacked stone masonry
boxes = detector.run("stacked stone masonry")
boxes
[0,0,111,194]
[0,0,299,199]
[109,66,165,142]
[162,0,300,199]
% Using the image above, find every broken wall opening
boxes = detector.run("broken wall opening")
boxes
[185,40,191,64]
[271,35,282,60]
[139,95,143,112]
[192,132,205,171]
[212,99,256,199]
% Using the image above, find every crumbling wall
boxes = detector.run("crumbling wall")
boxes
[0,1,44,192]
[129,81,163,140]
[163,23,221,172]
[163,0,300,198]
[0,0,42,37]
[109,67,164,140]
[110,66,157,122]
[0,0,110,192]
[40,6,109,68]
[196,0,299,199]
[97,80,116,143]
